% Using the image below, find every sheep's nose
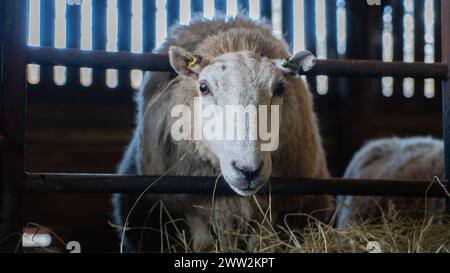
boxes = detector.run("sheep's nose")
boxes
[232,161,263,182]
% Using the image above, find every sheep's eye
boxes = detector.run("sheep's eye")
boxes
[199,81,211,95]
[274,82,286,97]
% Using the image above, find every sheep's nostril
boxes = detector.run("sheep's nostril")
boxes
[232,161,264,182]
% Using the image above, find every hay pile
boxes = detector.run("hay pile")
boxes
[149,203,450,254]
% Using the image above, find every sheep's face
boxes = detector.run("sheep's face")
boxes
[169,46,315,196]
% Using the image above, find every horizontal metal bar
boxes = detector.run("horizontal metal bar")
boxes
[27,46,449,79]
[27,46,173,72]
[25,173,449,197]
[304,59,449,79]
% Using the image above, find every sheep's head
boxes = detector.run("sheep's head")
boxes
[169,46,315,196]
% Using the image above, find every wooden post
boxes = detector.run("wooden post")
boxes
[0,0,27,252]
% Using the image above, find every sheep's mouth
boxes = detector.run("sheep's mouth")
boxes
[228,183,265,197]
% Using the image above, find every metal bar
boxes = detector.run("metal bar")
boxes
[305,59,449,79]
[27,46,449,79]
[25,173,449,197]
[0,0,27,252]
[27,46,173,71]
[441,0,450,211]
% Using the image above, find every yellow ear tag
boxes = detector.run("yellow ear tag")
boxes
[281,59,290,68]
[188,55,202,69]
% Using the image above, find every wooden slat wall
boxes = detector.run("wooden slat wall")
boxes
[191,0,204,15]
[414,0,425,98]
[392,0,405,99]
[215,0,226,15]
[167,0,180,29]
[304,0,317,93]
[282,0,293,48]
[26,0,445,174]
[434,0,442,94]
[143,0,156,52]
[118,0,132,91]
[66,3,80,87]
[238,0,249,13]
[39,0,55,85]
[92,0,107,88]
[260,0,271,20]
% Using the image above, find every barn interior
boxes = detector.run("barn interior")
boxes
[0,0,447,252]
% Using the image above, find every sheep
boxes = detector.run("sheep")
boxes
[336,137,445,228]
[112,16,333,252]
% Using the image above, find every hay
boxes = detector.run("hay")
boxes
[114,176,450,253]
[117,200,450,253]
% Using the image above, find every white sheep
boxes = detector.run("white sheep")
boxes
[112,16,333,252]
[337,137,445,228]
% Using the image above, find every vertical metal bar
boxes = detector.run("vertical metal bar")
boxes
[0,0,27,252]
[441,0,450,211]
[40,0,55,86]
[282,0,293,49]
[215,0,226,15]
[167,0,180,29]
[191,0,204,15]
[66,2,81,86]
[118,0,132,90]
[260,0,272,20]
[92,0,107,88]
[143,0,156,52]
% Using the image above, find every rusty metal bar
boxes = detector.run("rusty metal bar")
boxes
[441,0,450,211]
[27,46,173,72]
[307,59,449,79]
[27,46,449,79]
[25,173,448,198]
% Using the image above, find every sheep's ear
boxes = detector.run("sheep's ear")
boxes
[169,46,203,79]
[275,50,316,76]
